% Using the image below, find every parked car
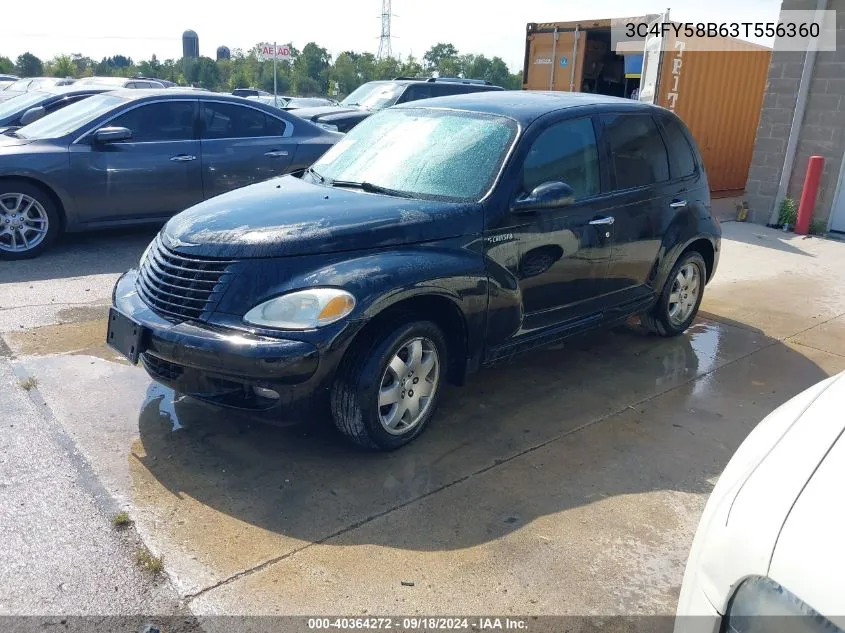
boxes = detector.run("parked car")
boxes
[245,95,293,108]
[675,371,845,633]
[283,97,338,110]
[74,76,165,89]
[232,88,271,98]
[0,85,113,133]
[0,74,19,90]
[290,77,504,132]
[0,89,341,258]
[0,77,75,102]
[107,91,720,450]
[133,75,176,88]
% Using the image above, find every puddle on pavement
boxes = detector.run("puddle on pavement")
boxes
[4,315,125,362]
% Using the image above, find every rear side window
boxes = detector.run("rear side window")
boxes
[202,102,285,139]
[660,115,697,179]
[402,84,436,101]
[602,114,669,190]
[522,117,599,199]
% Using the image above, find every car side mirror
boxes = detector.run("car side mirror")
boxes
[93,126,132,143]
[19,106,46,126]
[511,181,576,213]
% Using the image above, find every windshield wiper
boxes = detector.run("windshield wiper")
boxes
[307,166,326,183]
[329,180,415,199]
[4,130,21,138]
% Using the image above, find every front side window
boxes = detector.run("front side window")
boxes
[202,102,284,139]
[311,107,518,202]
[16,93,126,139]
[522,117,600,199]
[109,101,196,142]
[602,114,669,190]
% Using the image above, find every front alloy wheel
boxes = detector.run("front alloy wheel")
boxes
[378,337,440,435]
[0,182,60,260]
[331,320,448,450]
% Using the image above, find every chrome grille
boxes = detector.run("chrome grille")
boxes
[136,235,235,321]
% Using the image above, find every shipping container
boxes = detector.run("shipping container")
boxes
[523,18,772,195]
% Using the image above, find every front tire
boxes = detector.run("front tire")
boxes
[0,181,60,260]
[642,251,706,337]
[330,320,447,450]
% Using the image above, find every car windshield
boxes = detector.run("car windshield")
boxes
[6,79,31,92]
[311,107,517,202]
[15,94,125,139]
[0,91,48,122]
[340,82,401,110]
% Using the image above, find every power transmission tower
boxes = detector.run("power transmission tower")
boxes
[377,0,393,59]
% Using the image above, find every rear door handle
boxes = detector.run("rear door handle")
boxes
[170,154,196,162]
[264,150,289,157]
[589,216,615,226]
[670,200,688,208]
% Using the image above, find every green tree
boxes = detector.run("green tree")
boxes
[294,75,320,96]
[398,55,424,79]
[330,52,360,95]
[423,43,459,73]
[70,54,94,76]
[0,56,14,74]
[49,55,76,78]
[15,52,43,76]
[294,42,330,93]
[373,56,400,80]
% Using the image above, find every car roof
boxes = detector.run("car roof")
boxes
[394,90,662,126]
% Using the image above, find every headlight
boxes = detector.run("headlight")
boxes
[724,576,839,632]
[316,122,339,132]
[243,288,355,329]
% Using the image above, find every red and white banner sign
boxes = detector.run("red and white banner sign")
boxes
[257,43,292,61]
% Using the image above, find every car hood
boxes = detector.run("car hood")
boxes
[162,175,481,259]
[768,377,845,624]
[0,134,37,149]
[679,372,845,615]
[290,105,361,121]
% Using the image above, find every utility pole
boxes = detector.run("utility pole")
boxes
[273,41,278,107]
[377,0,393,59]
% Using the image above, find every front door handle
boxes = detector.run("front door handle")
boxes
[589,216,615,226]
[170,154,196,162]
[670,200,688,208]
[264,150,289,157]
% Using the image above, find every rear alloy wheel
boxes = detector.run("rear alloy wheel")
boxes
[642,251,707,337]
[331,320,447,450]
[0,183,60,259]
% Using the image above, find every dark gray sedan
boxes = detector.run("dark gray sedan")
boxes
[0,89,342,258]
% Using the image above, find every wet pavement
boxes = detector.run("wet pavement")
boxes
[2,222,844,617]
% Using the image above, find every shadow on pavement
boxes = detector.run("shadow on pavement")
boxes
[721,223,814,256]
[0,226,158,283]
[133,316,830,553]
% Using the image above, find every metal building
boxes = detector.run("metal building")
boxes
[216,46,231,61]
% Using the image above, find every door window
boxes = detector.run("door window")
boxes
[660,115,696,179]
[202,102,286,139]
[603,114,669,190]
[109,101,196,142]
[521,117,600,199]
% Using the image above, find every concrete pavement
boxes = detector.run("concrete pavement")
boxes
[1,222,844,618]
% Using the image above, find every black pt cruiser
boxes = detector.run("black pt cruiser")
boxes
[109,91,720,450]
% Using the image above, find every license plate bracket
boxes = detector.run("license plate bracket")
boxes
[106,308,144,364]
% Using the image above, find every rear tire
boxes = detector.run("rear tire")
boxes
[0,181,61,260]
[642,251,706,337]
[330,320,447,450]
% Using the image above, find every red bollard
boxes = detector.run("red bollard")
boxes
[795,155,824,235]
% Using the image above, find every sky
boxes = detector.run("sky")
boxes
[3,0,782,72]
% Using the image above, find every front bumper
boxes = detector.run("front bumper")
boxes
[111,270,323,416]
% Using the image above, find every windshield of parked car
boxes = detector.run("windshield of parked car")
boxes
[5,79,32,92]
[0,91,48,123]
[15,93,125,139]
[340,82,404,110]
[311,107,517,202]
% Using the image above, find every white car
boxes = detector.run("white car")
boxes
[675,371,845,632]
